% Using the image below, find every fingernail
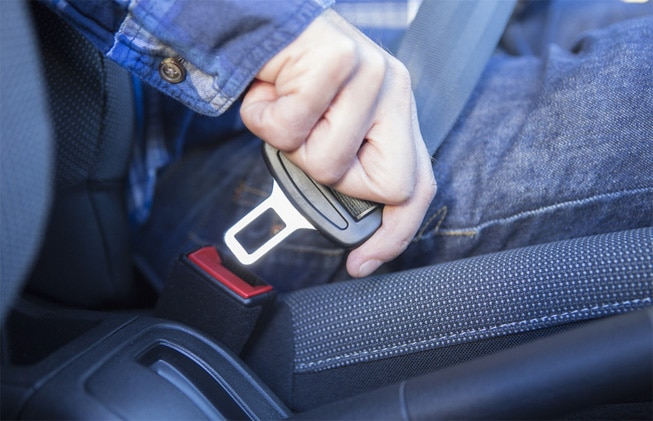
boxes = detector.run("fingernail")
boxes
[358,259,381,277]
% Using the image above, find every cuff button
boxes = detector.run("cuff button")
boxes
[159,57,186,84]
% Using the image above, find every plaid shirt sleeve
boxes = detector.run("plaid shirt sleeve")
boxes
[43,0,333,116]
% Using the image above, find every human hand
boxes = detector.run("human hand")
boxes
[240,9,436,278]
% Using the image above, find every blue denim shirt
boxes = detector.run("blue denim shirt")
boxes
[44,0,333,116]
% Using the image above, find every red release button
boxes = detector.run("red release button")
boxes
[187,247,273,299]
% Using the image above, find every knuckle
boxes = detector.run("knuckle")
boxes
[337,37,360,70]
[366,50,388,85]
[324,37,359,80]
[389,58,412,92]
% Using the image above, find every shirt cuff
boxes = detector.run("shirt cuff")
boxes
[108,0,334,117]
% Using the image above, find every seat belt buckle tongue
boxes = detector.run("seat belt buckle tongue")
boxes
[224,143,383,265]
[155,246,275,354]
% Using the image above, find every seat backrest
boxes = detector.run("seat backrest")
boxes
[0,0,54,325]
[25,3,138,308]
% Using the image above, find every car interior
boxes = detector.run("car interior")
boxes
[1,1,651,419]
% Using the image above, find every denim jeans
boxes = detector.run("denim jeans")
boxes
[134,1,653,292]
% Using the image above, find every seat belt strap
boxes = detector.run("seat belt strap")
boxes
[397,0,516,155]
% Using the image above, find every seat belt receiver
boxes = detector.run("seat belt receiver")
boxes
[155,246,275,354]
[188,247,273,302]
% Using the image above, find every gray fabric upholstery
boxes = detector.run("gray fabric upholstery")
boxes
[284,228,652,373]
[0,0,53,324]
[26,3,137,308]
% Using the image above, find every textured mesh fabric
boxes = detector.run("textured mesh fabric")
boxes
[0,1,53,324]
[31,2,133,187]
[284,228,652,373]
[25,3,136,307]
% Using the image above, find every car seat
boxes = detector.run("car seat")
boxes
[1,1,651,419]
[19,0,140,309]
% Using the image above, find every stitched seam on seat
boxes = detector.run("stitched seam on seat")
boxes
[294,297,652,371]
